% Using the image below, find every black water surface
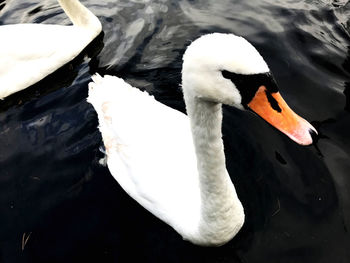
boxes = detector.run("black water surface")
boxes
[1,0,350,262]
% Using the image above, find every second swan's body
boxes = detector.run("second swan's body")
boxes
[0,0,102,99]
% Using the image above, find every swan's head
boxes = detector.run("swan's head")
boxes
[182,33,317,145]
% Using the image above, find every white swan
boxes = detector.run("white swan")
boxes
[87,33,317,246]
[0,0,102,99]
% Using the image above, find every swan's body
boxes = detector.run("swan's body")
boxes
[88,74,244,246]
[88,33,316,246]
[0,0,102,99]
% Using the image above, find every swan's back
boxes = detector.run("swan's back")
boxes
[87,75,202,240]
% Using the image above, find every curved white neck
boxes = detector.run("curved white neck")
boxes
[58,0,101,32]
[184,94,244,245]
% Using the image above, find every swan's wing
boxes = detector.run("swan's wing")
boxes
[87,75,201,236]
[0,24,98,99]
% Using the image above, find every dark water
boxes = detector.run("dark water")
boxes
[1,0,350,262]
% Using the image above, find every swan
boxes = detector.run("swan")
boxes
[87,33,317,246]
[0,0,102,99]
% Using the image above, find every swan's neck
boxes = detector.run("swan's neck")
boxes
[58,0,101,32]
[184,95,244,246]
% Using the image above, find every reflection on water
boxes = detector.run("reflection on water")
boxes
[1,0,350,262]
[344,46,350,111]
[345,82,350,111]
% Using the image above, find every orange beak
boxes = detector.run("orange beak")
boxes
[247,86,317,145]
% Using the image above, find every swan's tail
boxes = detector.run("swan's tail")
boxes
[88,74,141,109]
[87,73,153,157]
[88,74,131,168]
[87,74,128,124]
[88,73,156,111]
[88,73,160,175]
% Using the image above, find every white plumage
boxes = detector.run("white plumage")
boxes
[0,0,102,99]
[87,33,315,246]
[88,74,207,243]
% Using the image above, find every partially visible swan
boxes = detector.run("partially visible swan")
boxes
[87,33,317,246]
[0,0,102,99]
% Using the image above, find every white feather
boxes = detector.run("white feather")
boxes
[88,75,202,239]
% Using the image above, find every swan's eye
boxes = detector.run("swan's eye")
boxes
[221,70,279,107]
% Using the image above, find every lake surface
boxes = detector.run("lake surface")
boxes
[1,0,350,262]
